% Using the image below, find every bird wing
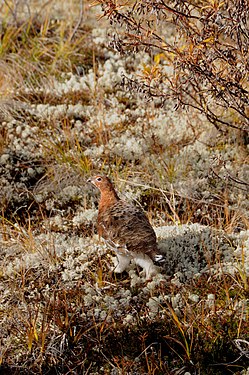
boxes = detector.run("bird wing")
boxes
[97,200,158,256]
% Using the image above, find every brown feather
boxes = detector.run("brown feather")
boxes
[89,175,162,261]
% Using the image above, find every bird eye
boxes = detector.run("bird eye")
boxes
[96,177,102,182]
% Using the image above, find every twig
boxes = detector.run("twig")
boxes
[118,178,245,209]
[69,0,84,41]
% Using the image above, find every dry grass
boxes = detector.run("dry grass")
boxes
[0,1,248,374]
[0,227,248,374]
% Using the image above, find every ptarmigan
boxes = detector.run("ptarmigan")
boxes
[88,175,165,279]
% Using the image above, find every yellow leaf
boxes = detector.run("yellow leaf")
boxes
[154,53,165,64]
[34,327,39,342]
[27,332,33,351]
[97,268,103,287]
[202,36,214,44]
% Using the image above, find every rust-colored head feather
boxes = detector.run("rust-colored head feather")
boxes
[88,175,114,192]
[88,175,119,208]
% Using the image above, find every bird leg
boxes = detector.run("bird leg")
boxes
[134,253,160,279]
[104,239,130,254]
[113,252,132,273]
[104,239,119,252]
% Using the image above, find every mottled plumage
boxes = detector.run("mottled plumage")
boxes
[88,175,165,278]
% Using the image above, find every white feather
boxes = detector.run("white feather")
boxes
[134,253,160,279]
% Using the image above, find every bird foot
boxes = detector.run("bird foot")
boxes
[112,254,132,273]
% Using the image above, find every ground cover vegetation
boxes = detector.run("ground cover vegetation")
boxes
[0,0,248,374]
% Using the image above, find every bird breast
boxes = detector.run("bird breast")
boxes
[97,200,157,254]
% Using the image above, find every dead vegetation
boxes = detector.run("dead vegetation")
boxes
[0,1,248,374]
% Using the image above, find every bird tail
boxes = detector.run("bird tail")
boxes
[154,254,165,262]
[147,248,166,265]
[153,252,166,266]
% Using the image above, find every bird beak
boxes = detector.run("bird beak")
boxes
[87,178,92,183]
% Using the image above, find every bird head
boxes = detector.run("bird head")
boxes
[87,175,113,192]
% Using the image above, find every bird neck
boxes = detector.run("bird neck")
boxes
[99,188,119,209]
